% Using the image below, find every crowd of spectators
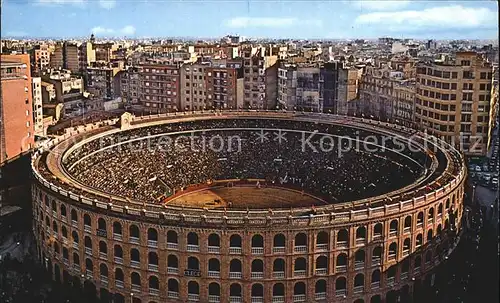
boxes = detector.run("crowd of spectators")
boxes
[63,119,429,204]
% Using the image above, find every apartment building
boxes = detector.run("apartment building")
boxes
[79,42,96,71]
[242,47,278,109]
[0,54,34,164]
[44,70,91,118]
[415,51,495,155]
[139,63,180,111]
[64,42,80,73]
[86,61,123,101]
[180,63,208,110]
[32,77,44,136]
[30,44,50,74]
[278,63,322,111]
[50,42,64,69]
[206,65,244,109]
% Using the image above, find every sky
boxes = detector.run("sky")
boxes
[1,0,499,40]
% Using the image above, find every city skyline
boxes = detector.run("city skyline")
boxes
[1,0,499,40]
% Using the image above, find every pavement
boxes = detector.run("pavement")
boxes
[0,233,31,262]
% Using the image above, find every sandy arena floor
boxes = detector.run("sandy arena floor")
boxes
[166,185,328,209]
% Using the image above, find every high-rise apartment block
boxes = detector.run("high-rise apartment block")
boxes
[32,77,44,136]
[206,65,244,109]
[415,51,496,155]
[242,47,278,109]
[0,54,34,164]
[180,63,208,110]
[139,64,180,111]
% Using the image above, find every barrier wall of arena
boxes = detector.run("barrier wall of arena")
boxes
[31,111,466,303]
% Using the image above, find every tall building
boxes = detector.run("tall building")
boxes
[63,42,80,73]
[415,51,495,155]
[50,42,64,69]
[0,54,34,164]
[242,46,278,109]
[32,77,44,136]
[139,63,180,111]
[30,44,50,74]
[206,64,244,109]
[180,63,208,110]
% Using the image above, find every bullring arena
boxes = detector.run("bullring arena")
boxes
[31,111,466,303]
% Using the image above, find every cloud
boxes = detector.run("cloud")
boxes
[352,0,411,11]
[91,25,136,36]
[120,25,136,35]
[99,0,116,9]
[36,0,86,6]
[225,17,322,28]
[355,5,497,31]
[5,31,29,37]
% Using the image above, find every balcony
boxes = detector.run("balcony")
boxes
[149,288,160,296]
[293,295,306,302]
[355,238,365,246]
[167,267,179,274]
[404,227,411,233]
[387,277,396,286]
[148,264,159,272]
[372,257,381,266]
[73,242,79,250]
[335,289,347,297]
[294,270,306,277]
[99,252,107,260]
[84,247,92,255]
[130,237,140,245]
[84,225,91,233]
[230,296,243,303]
[336,265,347,273]
[389,230,397,237]
[208,295,220,303]
[336,241,348,248]
[131,284,141,293]
[116,280,124,289]
[113,233,122,241]
[251,272,264,279]
[229,272,242,279]
[208,271,220,278]
[229,247,242,254]
[414,267,421,275]
[251,297,264,303]
[168,291,179,299]
[167,242,178,250]
[188,294,200,302]
[86,270,93,279]
[294,245,307,253]
[401,272,409,280]
[114,257,123,264]
[147,240,158,248]
[208,246,220,254]
[273,271,285,279]
[315,268,327,275]
[71,220,78,228]
[100,276,108,286]
[388,254,396,261]
[130,260,140,268]
[187,244,200,252]
[251,247,264,255]
[371,281,380,289]
[273,247,285,254]
[272,296,285,303]
[316,244,328,251]
[353,286,364,294]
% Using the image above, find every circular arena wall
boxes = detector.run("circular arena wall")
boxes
[31,111,466,303]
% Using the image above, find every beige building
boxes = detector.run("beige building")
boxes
[415,51,495,155]
[32,77,44,136]
[357,66,415,124]
[339,67,362,115]
[180,63,208,110]
[242,46,278,109]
